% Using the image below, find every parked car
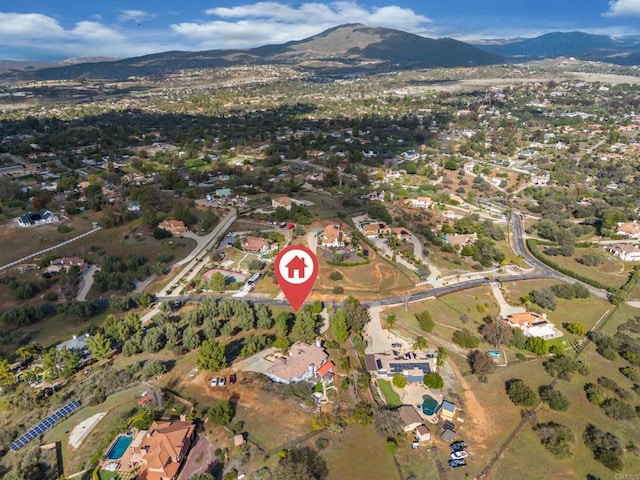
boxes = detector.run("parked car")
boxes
[219,377,226,387]
[229,373,237,384]
[448,459,467,469]
[279,222,287,228]
[210,378,218,387]
[450,451,468,460]
[450,441,467,452]
[391,342,403,348]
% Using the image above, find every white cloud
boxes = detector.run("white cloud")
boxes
[70,21,124,42]
[174,1,430,49]
[0,13,65,39]
[604,0,640,17]
[118,10,157,23]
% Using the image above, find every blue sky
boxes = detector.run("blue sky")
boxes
[2,1,640,60]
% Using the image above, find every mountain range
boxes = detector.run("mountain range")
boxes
[2,25,640,83]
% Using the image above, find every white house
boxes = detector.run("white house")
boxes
[17,210,59,227]
[411,197,432,209]
[616,221,640,239]
[272,196,293,210]
[609,244,640,262]
[415,425,431,443]
[505,312,558,340]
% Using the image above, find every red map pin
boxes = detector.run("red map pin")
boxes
[274,245,319,312]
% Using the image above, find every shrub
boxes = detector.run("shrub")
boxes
[468,350,496,375]
[208,400,233,425]
[583,424,623,471]
[530,289,557,310]
[415,311,435,332]
[329,271,343,281]
[392,373,407,388]
[332,286,344,295]
[577,252,604,266]
[563,322,587,336]
[423,372,444,389]
[525,337,548,356]
[452,329,480,348]
[584,383,607,405]
[506,379,537,407]
[601,398,637,422]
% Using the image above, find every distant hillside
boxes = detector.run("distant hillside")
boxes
[0,24,503,82]
[475,31,640,64]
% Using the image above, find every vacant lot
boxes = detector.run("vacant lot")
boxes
[538,247,629,289]
[320,424,399,480]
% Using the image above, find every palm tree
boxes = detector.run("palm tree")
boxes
[436,346,448,367]
[413,336,428,351]
[385,314,397,329]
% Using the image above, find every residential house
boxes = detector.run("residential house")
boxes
[265,342,329,384]
[316,361,335,380]
[440,400,457,422]
[129,418,195,480]
[505,312,558,340]
[362,222,392,239]
[57,334,90,353]
[444,233,478,248]
[321,224,348,248]
[365,352,436,383]
[50,257,86,269]
[272,196,293,210]
[609,244,640,262]
[411,197,432,209]
[242,236,272,254]
[440,210,464,220]
[397,405,423,432]
[17,210,59,227]
[415,425,431,443]
[391,227,412,242]
[158,220,188,236]
[616,221,640,239]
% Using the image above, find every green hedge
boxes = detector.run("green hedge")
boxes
[527,239,618,302]
[326,259,370,267]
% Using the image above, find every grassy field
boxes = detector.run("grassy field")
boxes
[538,247,630,289]
[0,213,97,267]
[319,424,399,480]
[386,286,500,335]
[377,379,402,408]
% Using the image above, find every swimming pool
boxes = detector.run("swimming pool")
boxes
[105,434,133,460]
[422,394,440,416]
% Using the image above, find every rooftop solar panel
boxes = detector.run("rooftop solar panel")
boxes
[10,400,81,451]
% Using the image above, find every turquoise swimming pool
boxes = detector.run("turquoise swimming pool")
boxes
[105,434,133,460]
[422,394,440,416]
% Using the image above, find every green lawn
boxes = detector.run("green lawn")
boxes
[377,379,402,408]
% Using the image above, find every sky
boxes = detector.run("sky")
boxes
[1,1,640,61]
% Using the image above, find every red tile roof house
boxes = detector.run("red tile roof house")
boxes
[128,418,195,480]
[158,219,188,236]
[241,236,272,254]
[272,196,293,210]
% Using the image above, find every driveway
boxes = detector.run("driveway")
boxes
[490,282,525,318]
[364,305,398,354]
[177,434,216,480]
[233,347,277,375]
[76,265,99,301]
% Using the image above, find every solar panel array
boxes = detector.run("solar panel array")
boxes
[10,400,81,451]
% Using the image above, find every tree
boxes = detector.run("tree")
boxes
[481,318,513,348]
[290,310,319,343]
[343,297,370,333]
[197,339,227,371]
[0,359,17,387]
[87,332,113,360]
[423,372,444,389]
[392,373,407,388]
[15,342,42,363]
[506,379,537,407]
[385,314,397,329]
[601,398,636,422]
[436,346,447,367]
[208,272,227,292]
[273,447,328,480]
[331,310,349,342]
[564,322,587,336]
[208,400,233,425]
[530,289,557,310]
[353,402,373,425]
[183,326,202,350]
[583,424,623,471]
[413,336,428,351]
[539,386,570,411]
[533,422,575,459]
[468,350,496,375]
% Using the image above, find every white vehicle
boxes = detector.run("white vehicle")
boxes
[210,378,218,387]
[450,451,468,460]
[219,377,226,387]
